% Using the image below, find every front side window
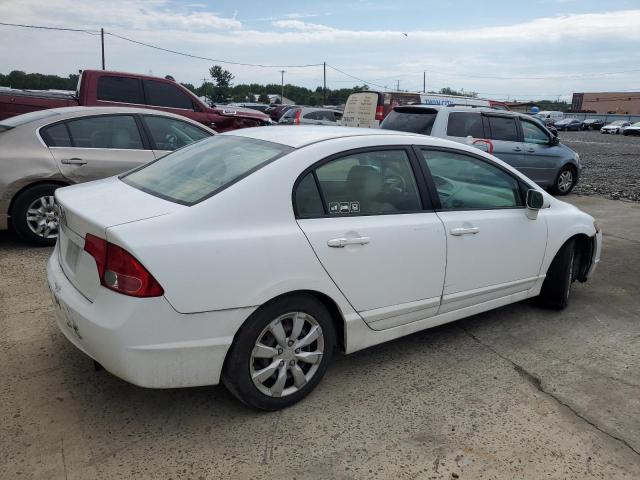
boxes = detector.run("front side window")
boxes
[420,150,523,210]
[300,150,421,216]
[41,123,72,147]
[302,111,320,120]
[143,116,210,150]
[65,115,144,149]
[143,80,193,109]
[122,136,290,205]
[521,120,550,144]
[97,76,144,104]
[447,112,485,138]
[487,116,519,142]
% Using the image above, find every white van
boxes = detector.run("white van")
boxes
[342,90,506,128]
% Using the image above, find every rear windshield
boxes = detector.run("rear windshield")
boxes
[380,108,437,135]
[0,109,61,128]
[122,135,291,205]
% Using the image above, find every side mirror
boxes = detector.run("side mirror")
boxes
[526,189,544,219]
[550,135,560,145]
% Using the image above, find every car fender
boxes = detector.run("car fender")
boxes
[539,201,597,277]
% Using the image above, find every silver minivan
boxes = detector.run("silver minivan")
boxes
[380,105,581,195]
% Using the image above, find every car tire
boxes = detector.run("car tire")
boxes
[539,239,576,310]
[552,165,576,196]
[222,293,336,411]
[11,183,63,246]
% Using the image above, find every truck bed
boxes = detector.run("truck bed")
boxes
[0,89,79,120]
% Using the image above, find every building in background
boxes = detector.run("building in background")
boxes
[503,101,539,113]
[571,92,640,114]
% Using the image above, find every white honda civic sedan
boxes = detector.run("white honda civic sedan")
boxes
[47,126,602,410]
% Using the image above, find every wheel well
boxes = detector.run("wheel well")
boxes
[8,180,70,220]
[571,233,594,282]
[235,290,347,354]
[550,234,593,283]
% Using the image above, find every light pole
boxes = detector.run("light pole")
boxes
[280,70,286,104]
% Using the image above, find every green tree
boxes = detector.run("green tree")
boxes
[258,92,270,104]
[209,65,235,103]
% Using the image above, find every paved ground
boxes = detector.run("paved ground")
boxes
[1,195,639,479]
[560,130,640,201]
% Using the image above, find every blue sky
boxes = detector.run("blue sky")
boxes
[1,0,640,101]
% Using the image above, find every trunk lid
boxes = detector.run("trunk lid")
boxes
[55,177,183,301]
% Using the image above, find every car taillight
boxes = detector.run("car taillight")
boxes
[84,234,164,298]
[294,109,301,124]
[375,105,385,121]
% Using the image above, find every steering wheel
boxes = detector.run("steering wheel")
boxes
[164,133,178,150]
[382,174,406,195]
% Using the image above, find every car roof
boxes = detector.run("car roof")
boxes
[5,106,214,130]
[224,125,417,148]
[393,104,526,117]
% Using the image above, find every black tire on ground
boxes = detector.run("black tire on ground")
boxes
[552,165,577,196]
[222,293,336,411]
[11,183,62,247]
[539,239,576,310]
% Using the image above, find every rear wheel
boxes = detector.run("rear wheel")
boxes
[539,239,576,309]
[11,183,62,246]
[552,166,576,196]
[222,294,336,410]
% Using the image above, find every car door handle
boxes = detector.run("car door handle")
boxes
[327,236,370,248]
[512,146,522,152]
[450,227,480,236]
[526,148,535,153]
[61,158,87,165]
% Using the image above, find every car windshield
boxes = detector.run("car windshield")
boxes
[0,109,61,128]
[122,135,291,205]
[632,122,640,127]
[610,121,626,126]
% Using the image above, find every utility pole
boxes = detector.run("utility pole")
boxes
[323,62,326,106]
[423,71,426,93]
[101,28,105,70]
[396,79,400,92]
[280,70,286,104]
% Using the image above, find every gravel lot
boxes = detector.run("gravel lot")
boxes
[1,195,640,479]
[559,130,640,202]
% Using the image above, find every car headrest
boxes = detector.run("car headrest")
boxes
[346,165,382,198]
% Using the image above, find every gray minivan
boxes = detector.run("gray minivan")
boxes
[380,105,581,195]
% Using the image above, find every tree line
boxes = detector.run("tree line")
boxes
[1,67,568,110]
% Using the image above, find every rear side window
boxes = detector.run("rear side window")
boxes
[447,112,485,138]
[97,76,144,104]
[303,111,320,120]
[66,115,144,149]
[122,136,291,205]
[380,109,436,135]
[487,116,519,142]
[41,123,71,147]
[143,80,193,109]
[295,149,422,217]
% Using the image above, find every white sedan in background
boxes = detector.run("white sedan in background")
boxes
[47,126,602,410]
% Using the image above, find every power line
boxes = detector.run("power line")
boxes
[104,32,323,69]
[325,64,387,89]
[0,21,99,34]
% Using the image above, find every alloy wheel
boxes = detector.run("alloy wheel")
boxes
[557,170,574,194]
[250,312,324,398]
[26,195,59,239]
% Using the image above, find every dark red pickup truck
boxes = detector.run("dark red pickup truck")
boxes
[0,70,270,132]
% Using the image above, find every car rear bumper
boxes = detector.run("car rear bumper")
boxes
[47,245,255,388]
